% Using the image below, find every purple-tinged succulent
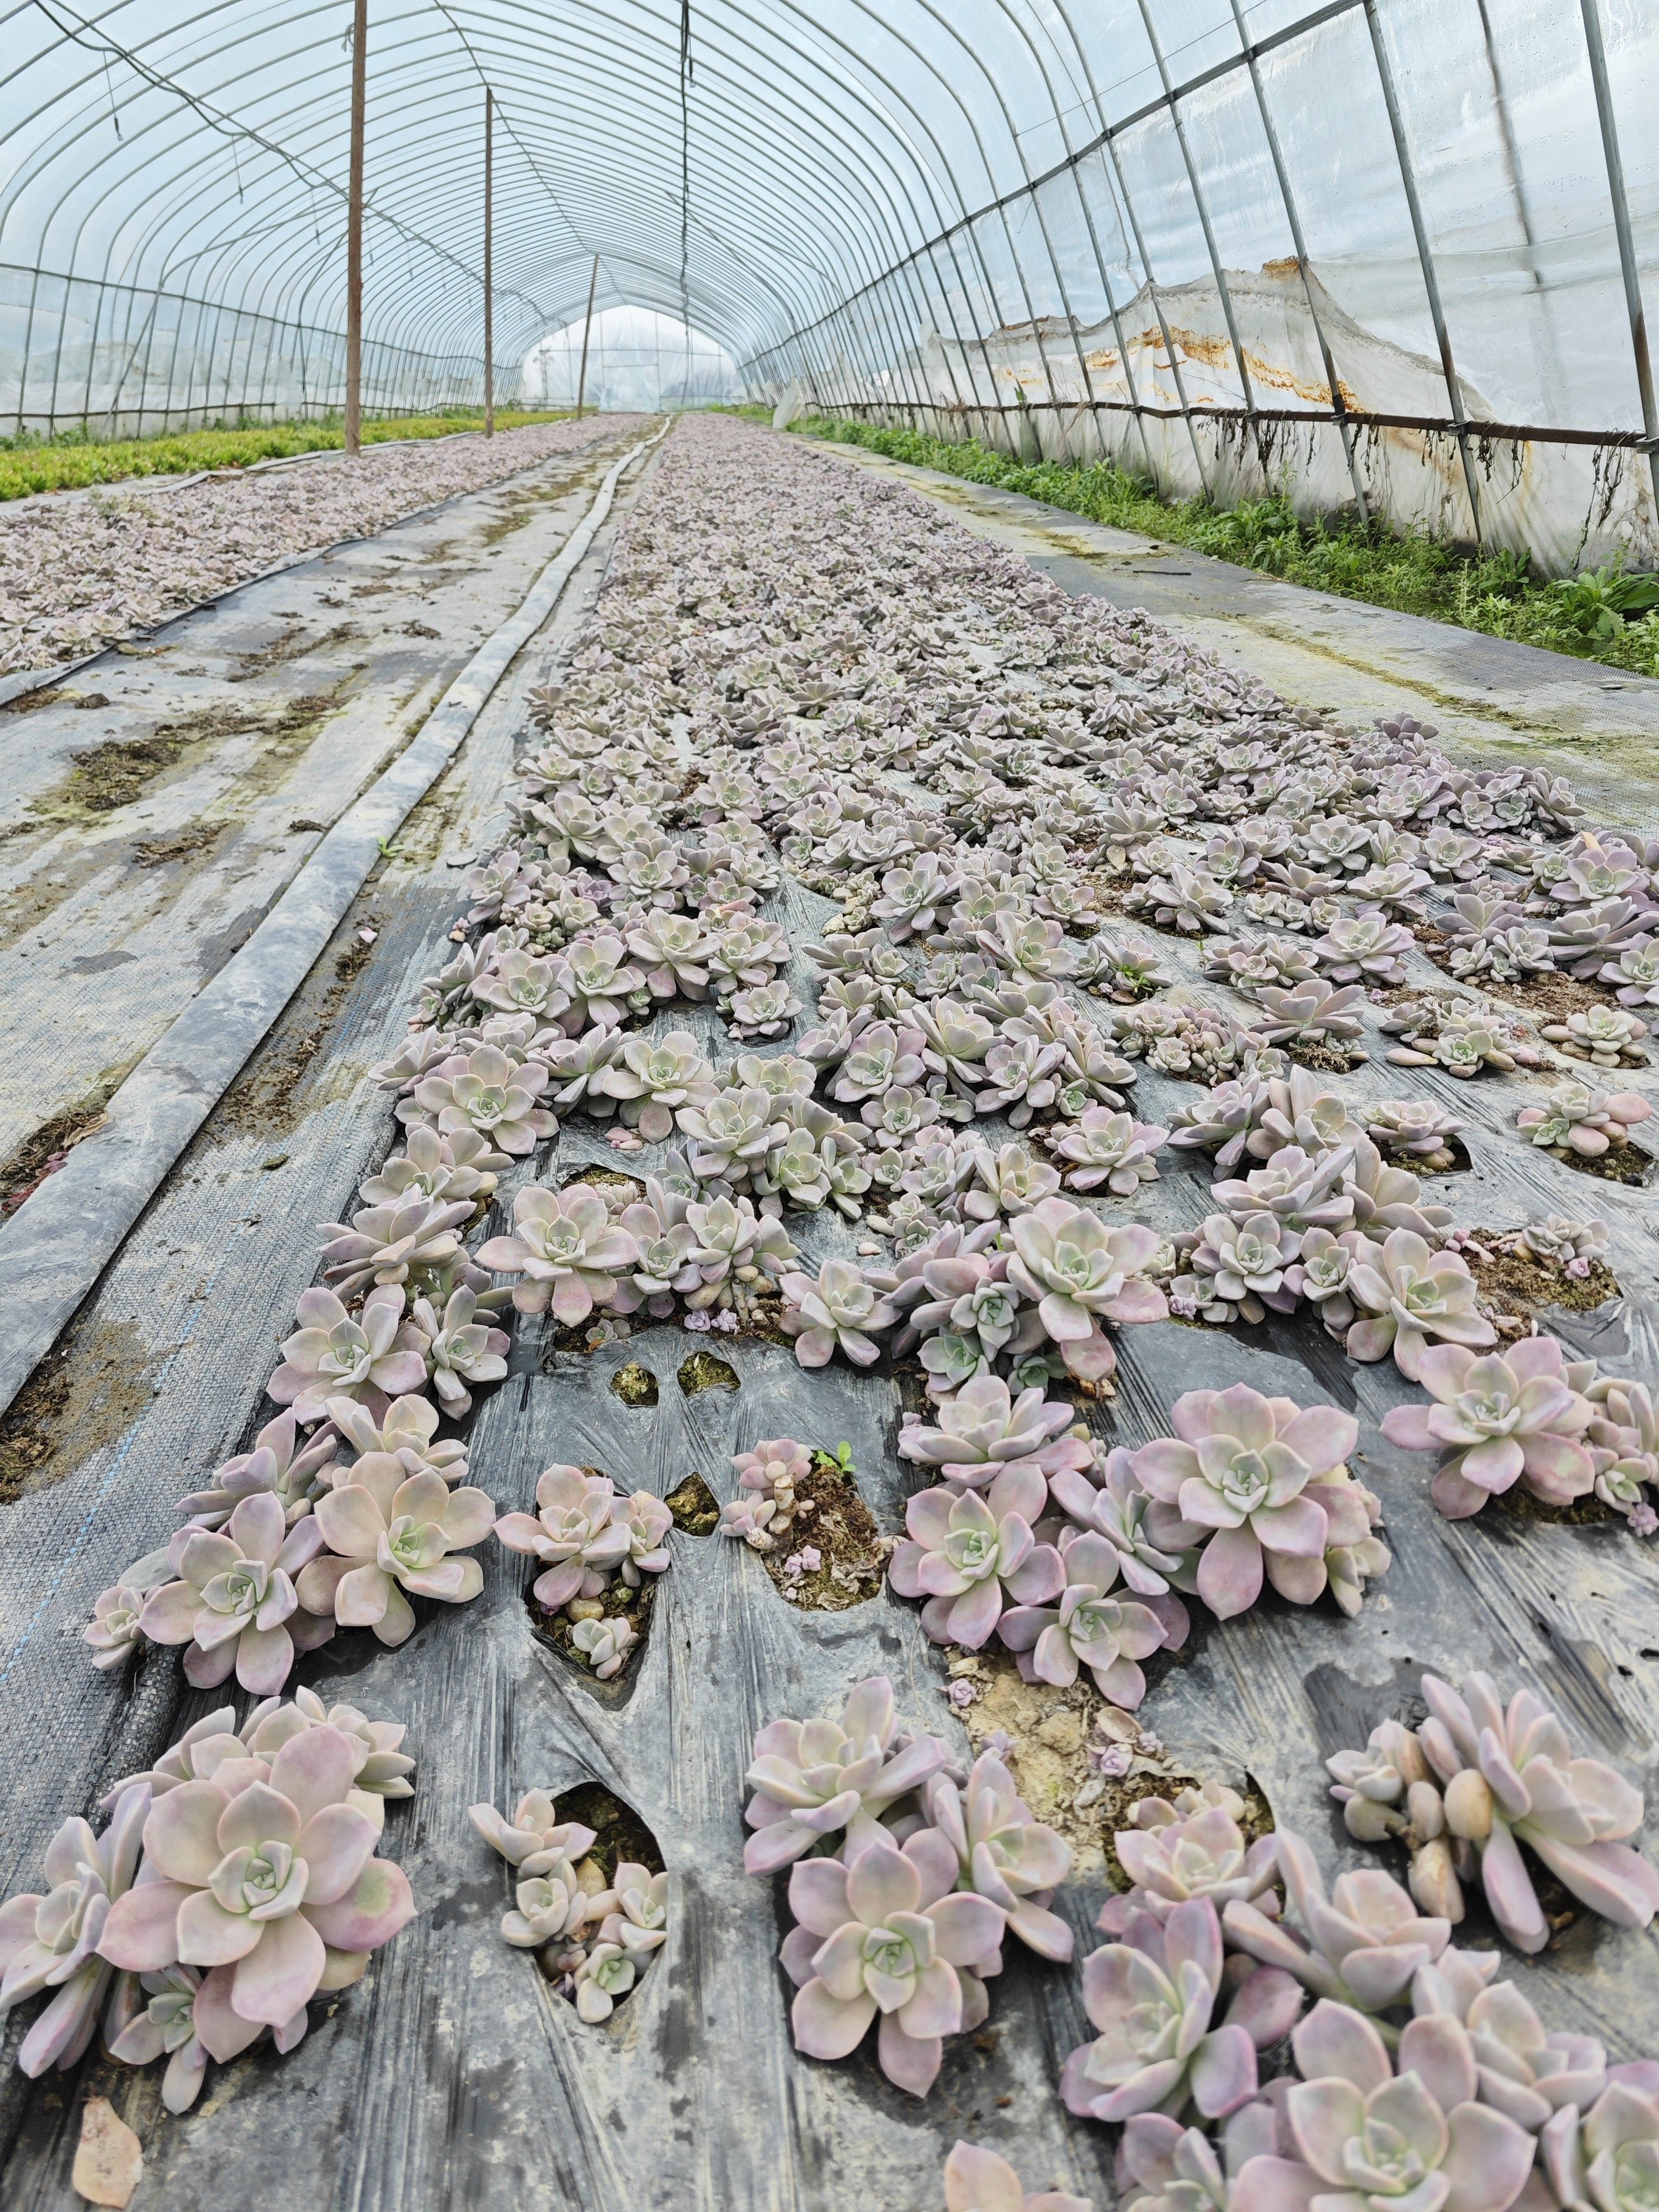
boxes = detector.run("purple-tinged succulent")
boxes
[1250,983,1366,1050]
[719,1494,782,1548]
[1314,912,1414,987]
[1210,1145,1355,1235]
[327,1392,469,1484]
[1359,1101,1464,1161]
[298,1460,494,1645]
[359,1124,502,1206]
[997,1529,1171,1707]
[493,1465,634,1609]
[1341,1231,1495,1380]
[542,1022,628,1111]
[1006,1198,1167,1373]
[676,1084,790,1179]
[0,1782,147,2076]
[778,1258,900,1368]
[1379,1339,1596,1518]
[471,947,570,1022]
[783,1832,1007,2096]
[571,1615,638,1678]
[106,1963,238,2113]
[98,1724,416,2036]
[1060,1898,1264,2124]
[1047,1444,1198,1599]
[266,1284,430,1422]
[139,1494,331,1693]
[1539,2075,1659,2212]
[83,1572,165,1670]
[411,1042,557,1155]
[1104,1787,1279,1927]
[1414,1672,1659,1951]
[1583,1375,1659,1517]
[743,1675,950,1874]
[1266,1999,1537,2212]
[1172,1211,1303,1326]
[682,1191,798,1307]
[174,1409,339,1530]
[1224,1832,1452,2010]
[942,2140,1094,2212]
[1599,934,1659,1012]
[475,1182,640,1323]
[1516,1085,1650,1157]
[407,1286,510,1415]
[501,1864,593,1950]
[920,1751,1074,1961]
[734,1437,813,1513]
[1045,1109,1169,1195]
[595,1029,716,1139]
[897,1374,1077,1489]
[1515,1215,1608,1268]
[889,1465,1064,1649]
[1167,1078,1274,1172]
[1131,1386,1360,1618]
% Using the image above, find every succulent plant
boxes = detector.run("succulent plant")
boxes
[1060,1898,1266,2124]
[475,1182,640,1322]
[1342,1230,1495,1380]
[1131,1385,1363,1617]
[174,1409,339,1531]
[571,1615,638,1677]
[1210,1144,1355,1236]
[682,1190,798,1306]
[1224,1830,1453,2011]
[359,1124,502,1207]
[1103,1786,1279,1927]
[327,1391,469,1484]
[1044,1108,1168,1195]
[1166,1078,1274,1171]
[891,1465,1064,1648]
[1380,1338,1596,1517]
[1541,1004,1651,1068]
[1599,934,1659,1012]
[298,1459,494,1644]
[1204,935,1321,993]
[783,1833,1007,2095]
[139,1494,332,1692]
[896,1374,1077,1487]
[941,2140,1094,2212]
[1172,1211,1303,1326]
[627,908,714,999]
[493,1465,637,1608]
[1514,1214,1609,1267]
[1326,1673,1659,1952]
[98,1723,416,2033]
[997,1529,1172,1705]
[0,1783,147,2076]
[1516,1084,1650,1156]
[778,1258,900,1368]
[743,1674,950,1873]
[407,1285,511,1415]
[411,1042,557,1155]
[267,1285,430,1422]
[594,1029,716,1139]
[1005,1198,1166,1373]
[1250,982,1366,1049]
[920,1751,1074,1960]
[1542,2076,1659,2212]
[1314,911,1414,986]
[1583,1375,1659,1516]
[1359,1100,1464,1160]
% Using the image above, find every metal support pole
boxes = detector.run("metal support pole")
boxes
[1362,0,1481,539]
[345,0,367,454]
[575,252,599,417]
[1578,0,1659,522]
[1225,0,1368,520]
[483,88,493,434]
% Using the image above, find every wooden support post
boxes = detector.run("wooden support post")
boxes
[575,253,599,419]
[483,88,494,436]
[345,0,367,455]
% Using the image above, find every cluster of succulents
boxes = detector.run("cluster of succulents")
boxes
[0,1691,416,2104]
[470,1790,667,2020]
[887,1379,1388,1661]
[1064,1785,1659,2212]
[1326,1668,1659,1952]
[744,1675,1074,2095]
[493,1465,673,1676]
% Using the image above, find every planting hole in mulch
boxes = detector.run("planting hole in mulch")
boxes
[610,1361,659,1407]
[758,1451,886,1611]
[664,1471,720,1534]
[1414,1133,1472,1175]
[1285,1038,1367,1074]
[677,1351,740,1396]
[528,1569,657,1688]
[550,1782,665,1883]
[1545,1138,1653,1188]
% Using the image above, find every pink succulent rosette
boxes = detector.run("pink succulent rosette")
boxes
[943,2139,1095,2212]
[98,1724,415,2048]
[474,1183,639,1323]
[1131,1385,1359,1620]
[742,1676,949,1876]
[139,1493,333,1695]
[888,1463,1065,1649]
[1379,1339,1595,1518]
[996,1529,1176,1708]
[782,1831,1006,2097]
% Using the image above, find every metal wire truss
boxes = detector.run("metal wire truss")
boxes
[0,0,1655,559]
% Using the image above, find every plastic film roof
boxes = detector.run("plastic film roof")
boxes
[2,0,1657,564]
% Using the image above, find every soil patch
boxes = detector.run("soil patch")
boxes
[551,1781,665,1881]
[209,908,380,1141]
[664,1470,720,1534]
[64,733,185,811]
[1542,1140,1651,1188]
[0,1318,151,1503]
[677,1350,740,1396]
[610,1360,659,1407]
[132,820,226,867]
[1465,1234,1622,1321]
[1285,1039,1367,1073]
[759,1456,885,1611]
[0,1096,110,1219]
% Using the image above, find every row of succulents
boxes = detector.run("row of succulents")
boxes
[17,413,1658,2154]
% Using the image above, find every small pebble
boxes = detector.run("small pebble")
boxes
[72,2098,141,2208]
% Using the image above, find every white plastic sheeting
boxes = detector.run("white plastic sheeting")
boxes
[1,0,1655,567]
[523,307,738,410]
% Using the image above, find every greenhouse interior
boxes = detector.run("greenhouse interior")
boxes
[2,0,1659,2206]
